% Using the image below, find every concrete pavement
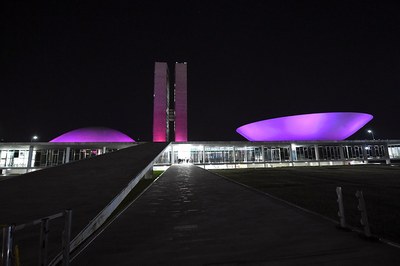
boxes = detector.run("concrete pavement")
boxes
[73,165,400,265]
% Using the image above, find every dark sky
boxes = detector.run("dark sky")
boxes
[2,0,400,142]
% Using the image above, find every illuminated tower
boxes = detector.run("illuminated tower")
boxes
[174,63,188,142]
[153,62,169,142]
[153,62,188,142]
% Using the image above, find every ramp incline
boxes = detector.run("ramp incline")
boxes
[73,165,400,265]
[0,142,168,264]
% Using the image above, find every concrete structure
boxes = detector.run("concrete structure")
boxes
[3,149,400,264]
[0,142,136,175]
[0,143,168,265]
[3,62,400,264]
[154,140,400,170]
[153,62,170,142]
[237,112,373,141]
[2,140,400,175]
[153,62,187,142]
[174,63,188,142]
[50,127,134,142]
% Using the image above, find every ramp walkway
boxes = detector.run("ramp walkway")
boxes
[0,142,168,265]
[73,165,400,265]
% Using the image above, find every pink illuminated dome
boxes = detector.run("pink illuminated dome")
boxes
[50,127,135,143]
[236,112,373,141]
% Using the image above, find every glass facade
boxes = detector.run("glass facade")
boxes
[33,149,65,167]
[154,141,399,168]
[388,145,400,159]
[1,141,399,175]
[0,143,134,174]
[0,149,31,168]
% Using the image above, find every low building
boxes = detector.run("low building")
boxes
[2,140,400,175]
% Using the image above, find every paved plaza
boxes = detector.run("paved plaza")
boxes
[73,165,400,265]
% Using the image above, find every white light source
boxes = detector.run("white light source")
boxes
[32,135,39,142]
[367,130,375,140]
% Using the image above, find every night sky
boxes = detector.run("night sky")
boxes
[2,1,400,142]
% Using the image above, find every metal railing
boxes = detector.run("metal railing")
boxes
[1,209,72,266]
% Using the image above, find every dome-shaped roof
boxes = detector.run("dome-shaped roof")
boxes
[50,127,135,143]
[236,112,373,141]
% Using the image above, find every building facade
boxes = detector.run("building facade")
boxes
[154,140,400,170]
[153,62,170,142]
[153,62,187,142]
[0,142,136,175]
[2,140,400,175]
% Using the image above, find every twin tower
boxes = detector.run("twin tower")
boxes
[153,62,187,142]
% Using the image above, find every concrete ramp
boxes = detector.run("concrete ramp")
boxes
[73,165,400,265]
[0,142,168,264]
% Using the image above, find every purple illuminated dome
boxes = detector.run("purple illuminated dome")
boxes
[236,112,373,141]
[50,127,135,143]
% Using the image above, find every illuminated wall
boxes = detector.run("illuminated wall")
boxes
[174,63,188,142]
[153,62,170,142]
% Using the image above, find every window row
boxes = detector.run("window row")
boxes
[156,144,389,165]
